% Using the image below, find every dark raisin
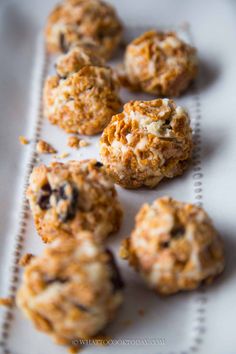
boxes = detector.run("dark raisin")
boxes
[164,118,171,125]
[105,249,124,292]
[170,225,185,238]
[94,161,103,168]
[44,276,68,285]
[75,303,90,312]
[37,183,52,210]
[161,241,170,248]
[54,182,79,222]
[97,31,105,40]
[58,184,69,200]
[59,75,67,80]
[59,33,69,53]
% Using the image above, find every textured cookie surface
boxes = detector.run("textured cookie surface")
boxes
[56,44,105,78]
[44,66,122,135]
[124,30,198,96]
[121,197,225,295]
[27,160,123,243]
[100,98,193,189]
[17,232,124,344]
[45,0,123,59]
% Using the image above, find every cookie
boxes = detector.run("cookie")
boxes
[124,30,198,96]
[17,232,124,345]
[44,66,122,135]
[120,197,225,295]
[100,99,192,188]
[44,0,123,60]
[27,160,123,243]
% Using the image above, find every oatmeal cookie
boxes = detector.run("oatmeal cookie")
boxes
[17,232,124,345]
[120,197,225,295]
[124,30,198,96]
[100,99,192,189]
[56,43,105,78]
[44,0,123,60]
[27,159,123,243]
[44,66,122,135]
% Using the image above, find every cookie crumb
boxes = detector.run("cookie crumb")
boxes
[68,345,81,354]
[67,136,80,149]
[19,253,34,267]
[79,140,90,148]
[0,297,14,307]
[138,308,145,317]
[19,135,29,145]
[36,140,57,154]
[119,239,130,260]
[56,152,70,159]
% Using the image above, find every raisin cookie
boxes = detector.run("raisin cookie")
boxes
[17,232,124,345]
[120,197,225,295]
[44,66,122,135]
[100,99,192,189]
[27,160,123,243]
[44,0,123,60]
[124,30,198,96]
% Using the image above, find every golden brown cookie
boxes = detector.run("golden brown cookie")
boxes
[43,66,122,135]
[120,197,225,295]
[17,232,124,345]
[27,160,123,243]
[100,99,192,188]
[44,0,123,60]
[124,30,198,96]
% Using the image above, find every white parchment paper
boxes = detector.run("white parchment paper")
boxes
[1,1,236,354]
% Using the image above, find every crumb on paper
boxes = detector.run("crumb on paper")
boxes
[79,140,90,148]
[19,253,34,267]
[68,345,81,354]
[19,135,29,145]
[67,136,80,149]
[55,152,70,159]
[119,239,129,260]
[0,297,14,307]
[36,140,57,154]
[138,308,145,317]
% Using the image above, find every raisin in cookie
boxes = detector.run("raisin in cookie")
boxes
[44,0,123,60]
[44,66,122,135]
[17,232,124,345]
[100,99,192,189]
[27,160,123,243]
[124,30,198,96]
[120,197,225,295]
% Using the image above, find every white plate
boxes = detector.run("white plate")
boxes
[1,1,236,354]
